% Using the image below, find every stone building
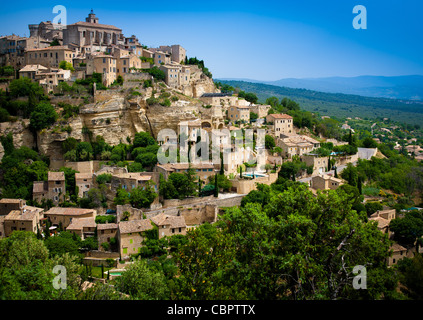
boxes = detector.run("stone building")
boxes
[97,223,118,250]
[118,219,154,257]
[277,134,320,158]
[3,206,44,237]
[150,213,187,239]
[86,53,117,86]
[266,113,294,137]
[157,45,186,64]
[25,46,74,69]
[110,172,159,193]
[63,10,123,47]
[44,207,97,229]
[0,198,26,216]
[75,172,94,198]
[66,217,96,239]
[33,171,66,205]
[310,174,343,191]
[228,106,250,123]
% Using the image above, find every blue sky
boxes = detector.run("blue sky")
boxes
[1,0,422,80]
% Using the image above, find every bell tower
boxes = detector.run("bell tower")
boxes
[86,9,99,24]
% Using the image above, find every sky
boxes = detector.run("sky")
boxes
[0,0,422,80]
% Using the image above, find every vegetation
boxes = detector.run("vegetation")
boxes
[217,80,423,126]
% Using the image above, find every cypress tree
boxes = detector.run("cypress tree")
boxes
[358,176,362,194]
[214,174,219,197]
[220,152,224,175]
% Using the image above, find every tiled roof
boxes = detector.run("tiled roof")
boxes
[0,198,23,204]
[26,46,72,52]
[119,219,154,234]
[268,113,293,119]
[68,21,122,31]
[4,207,42,221]
[45,207,95,216]
[66,217,96,230]
[391,243,407,252]
[151,213,186,229]
[48,171,65,181]
[112,173,152,180]
[97,223,118,230]
[75,173,94,180]
[19,64,48,72]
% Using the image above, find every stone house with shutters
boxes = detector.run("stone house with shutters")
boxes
[97,223,118,251]
[266,113,294,137]
[33,171,66,205]
[118,219,155,258]
[66,216,97,240]
[75,172,94,198]
[3,206,44,237]
[44,207,96,229]
[150,213,187,239]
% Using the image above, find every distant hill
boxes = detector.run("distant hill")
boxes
[218,75,423,101]
[215,80,423,126]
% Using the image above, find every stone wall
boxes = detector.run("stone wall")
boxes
[230,173,278,194]
[63,160,102,174]
[116,194,244,226]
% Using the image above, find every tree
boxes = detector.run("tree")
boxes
[114,259,170,299]
[214,174,219,197]
[59,60,75,72]
[96,173,112,185]
[208,174,232,192]
[362,136,378,148]
[29,102,58,131]
[265,135,275,150]
[133,131,156,148]
[390,210,423,249]
[113,188,130,206]
[0,232,81,300]
[129,182,157,209]
[340,163,358,187]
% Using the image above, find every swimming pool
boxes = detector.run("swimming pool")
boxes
[242,172,266,178]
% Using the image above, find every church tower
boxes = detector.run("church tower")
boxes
[86,9,99,24]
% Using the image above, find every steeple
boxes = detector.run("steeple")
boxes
[86,9,99,24]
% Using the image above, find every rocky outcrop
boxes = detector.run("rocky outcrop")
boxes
[0,119,35,160]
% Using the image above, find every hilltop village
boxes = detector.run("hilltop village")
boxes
[0,10,422,300]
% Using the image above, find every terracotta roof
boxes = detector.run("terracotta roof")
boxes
[45,207,95,216]
[119,219,154,234]
[0,198,23,204]
[68,21,122,31]
[268,113,293,119]
[151,213,186,229]
[75,173,93,181]
[48,171,65,181]
[26,46,72,52]
[369,216,389,229]
[112,173,152,180]
[4,207,42,221]
[391,243,407,252]
[66,217,96,231]
[162,162,215,171]
[97,223,118,230]
[19,64,48,72]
